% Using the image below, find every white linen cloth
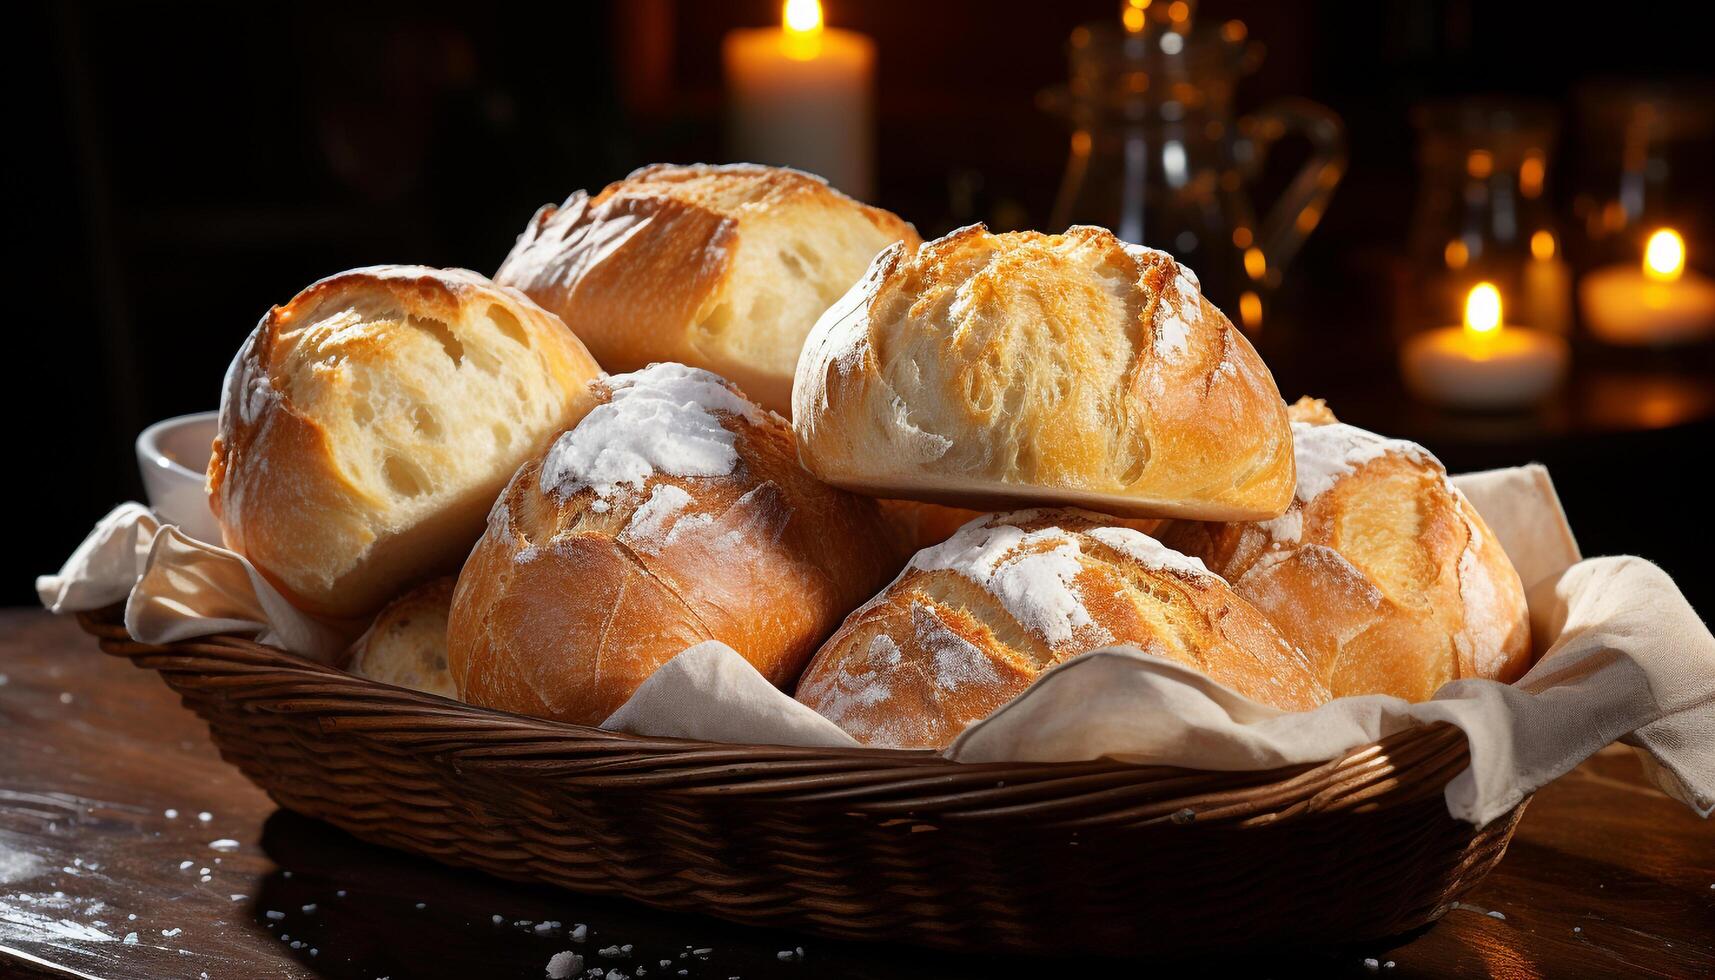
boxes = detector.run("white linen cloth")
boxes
[38,465,1714,827]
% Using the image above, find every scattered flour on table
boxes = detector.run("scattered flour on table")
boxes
[546,950,584,978]
[0,892,118,945]
[0,847,46,885]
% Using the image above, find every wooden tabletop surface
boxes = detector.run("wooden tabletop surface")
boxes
[1,609,1710,979]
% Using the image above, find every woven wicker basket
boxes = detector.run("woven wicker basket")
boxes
[76,607,1524,957]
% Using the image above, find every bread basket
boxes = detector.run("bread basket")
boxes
[76,606,1525,958]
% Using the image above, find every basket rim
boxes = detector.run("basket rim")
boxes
[73,606,1479,825]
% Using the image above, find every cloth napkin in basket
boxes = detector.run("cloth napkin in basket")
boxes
[38,466,1714,828]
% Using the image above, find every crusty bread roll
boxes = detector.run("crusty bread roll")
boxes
[347,577,456,698]
[447,362,905,725]
[791,224,1295,520]
[795,509,1329,749]
[494,163,920,415]
[1156,399,1531,702]
[208,265,604,620]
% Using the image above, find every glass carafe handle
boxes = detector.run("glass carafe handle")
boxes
[1237,98,1347,282]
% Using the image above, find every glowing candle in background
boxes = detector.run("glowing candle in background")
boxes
[1402,282,1569,410]
[723,0,877,200]
[1580,228,1715,346]
[1521,228,1573,334]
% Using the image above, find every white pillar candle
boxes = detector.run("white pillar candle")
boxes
[723,0,876,200]
[1402,282,1569,410]
[1579,229,1715,346]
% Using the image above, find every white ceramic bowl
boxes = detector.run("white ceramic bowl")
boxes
[136,411,222,544]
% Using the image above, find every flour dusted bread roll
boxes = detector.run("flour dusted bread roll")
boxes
[1156,399,1531,702]
[208,265,604,619]
[792,224,1295,519]
[448,362,903,725]
[796,509,1328,749]
[495,163,919,415]
[347,577,456,698]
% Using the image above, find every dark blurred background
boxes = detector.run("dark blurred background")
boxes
[15,0,1715,614]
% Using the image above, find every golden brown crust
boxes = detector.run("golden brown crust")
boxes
[791,224,1295,520]
[795,509,1328,749]
[1157,412,1532,702]
[495,163,919,414]
[875,499,1169,560]
[346,577,457,697]
[447,363,907,726]
[1286,395,1339,425]
[208,265,604,619]
[873,499,989,553]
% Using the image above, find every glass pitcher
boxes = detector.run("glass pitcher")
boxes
[1039,17,1345,330]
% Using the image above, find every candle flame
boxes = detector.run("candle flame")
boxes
[781,0,823,59]
[1239,291,1263,332]
[1464,282,1502,337]
[1644,228,1685,283]
[784,0,823,34]
[1530,230,1555,261]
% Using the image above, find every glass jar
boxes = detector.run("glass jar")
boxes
[1038,15,1345,332]
[1570,83,1714,264]
[1403,99,1571,339]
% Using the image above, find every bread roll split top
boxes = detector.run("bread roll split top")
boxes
[447,362,904,726]
[1157,399,1532,701]
[795,509,1329,749]
[208,265,604,619]
[495,163,920,415]
[791,224,1296,520]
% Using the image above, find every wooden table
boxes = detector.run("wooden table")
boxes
[2,610,1710,979]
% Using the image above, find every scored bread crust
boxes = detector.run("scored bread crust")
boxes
[1156,399,1532,702]
[791,224,1295,520]
[447,363,906,726]
[495,163,920,415]
[208,265,604,620]
[795,509,1329,749]
[346,576,456,698]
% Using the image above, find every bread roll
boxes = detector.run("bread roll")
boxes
[795,509,1328,749]
[494,163,919,415]
[791,224,1295,520]
[447,362,904,725]
[347,577,456,698]
[208,265,604,620]
[1156,399,1531,702]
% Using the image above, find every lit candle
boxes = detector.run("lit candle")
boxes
[723,0,876,200]
[1402,282,1569,410]
[1580,228,1715,346]
[1521,229,1572,334]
